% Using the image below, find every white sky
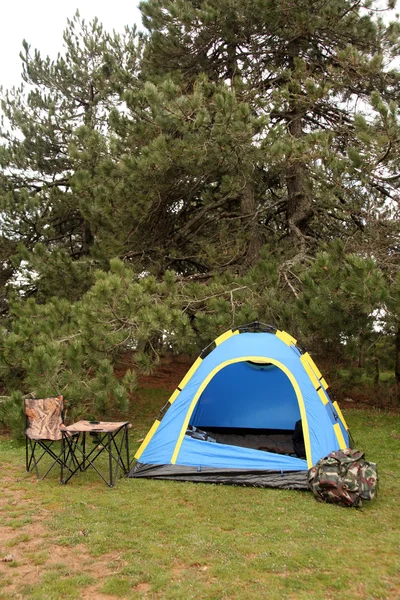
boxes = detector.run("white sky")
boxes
[1,1,398,91]
[0,0,143,90]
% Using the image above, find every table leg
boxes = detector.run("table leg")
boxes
[82,432,86,471]
[60,434,64,483]
[125,425,130,473]
[108,433,113,487]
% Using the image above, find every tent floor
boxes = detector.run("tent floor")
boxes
[196,428,296,456]
[211,432,295,455]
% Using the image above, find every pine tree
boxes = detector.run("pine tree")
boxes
[139,0,400,256]
[0,12,141,300]
[79,76,268,274]
[0,247,298,431]
[297,241,388,364]
[380,271,400,391]
[1,4,400,431]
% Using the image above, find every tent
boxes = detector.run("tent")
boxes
[129,323,350,489]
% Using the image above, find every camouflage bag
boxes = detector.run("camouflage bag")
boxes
[308,448,378,508]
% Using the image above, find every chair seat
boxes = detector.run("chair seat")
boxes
[25,395,67,480]
[25,431,63,441]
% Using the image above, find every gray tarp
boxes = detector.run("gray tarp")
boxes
[129,462,309,489]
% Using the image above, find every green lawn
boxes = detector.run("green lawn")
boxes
[0,391,399,599]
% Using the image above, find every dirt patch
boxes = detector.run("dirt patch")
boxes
[0,515,130,599]
[115,353,195,391]
[0,488,25,509]
[171,561,187,578]
[0,519,48,595]
[80,587,120,600]
[138,355,193,390]
[133,582,152,592]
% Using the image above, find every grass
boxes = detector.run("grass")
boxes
[0,389,399,599]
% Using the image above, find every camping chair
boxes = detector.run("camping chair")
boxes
[24,395,78,480]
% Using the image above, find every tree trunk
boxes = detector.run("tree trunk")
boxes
[358,341,366,369]
[240,181,262,267]
[285,41,313,244]
[286,159,313,240]
[373,357,379,387]
[81,221,94,256]
[395,326,400,393]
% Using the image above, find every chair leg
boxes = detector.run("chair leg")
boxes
[39,442,62,479]
[26,436,29,472]
[26,438,41,479]
[26,438,71,480]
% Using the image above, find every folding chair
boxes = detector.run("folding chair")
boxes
[24,395,77,480]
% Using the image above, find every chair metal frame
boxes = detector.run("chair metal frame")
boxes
[24,396,78,480]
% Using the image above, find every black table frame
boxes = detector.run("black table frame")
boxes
[61,422,130,487]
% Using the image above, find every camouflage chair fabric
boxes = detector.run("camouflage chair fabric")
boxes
[25,396,64,441]
[24,395,75,480]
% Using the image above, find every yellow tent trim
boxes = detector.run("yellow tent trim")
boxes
[177,357,203,390]
[300,354,320,389]
[171,356,313,469]
[333,423,347,450]
[320,377,329,390]
[215,329,239,346]
[276,330,297,346]
[177,330,239,392]
[169,389,181,404]
[300,353,329,391]
[317,387,329,406]
[305,353,322,380]
[333,401,349,430]
[134,330,241,463]
[134,419,161,460]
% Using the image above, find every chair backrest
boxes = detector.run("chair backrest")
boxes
[24,396,64,441]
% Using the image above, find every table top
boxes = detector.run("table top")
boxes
[60,420,130,433]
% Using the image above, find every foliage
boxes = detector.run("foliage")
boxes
[0,254,295,421]
[1,2,400,421]
[297,241,388,359]
[140,0,400,250]
[0,12,142,302]
[0,260,194,422]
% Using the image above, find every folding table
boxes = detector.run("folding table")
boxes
[60,421,131,487]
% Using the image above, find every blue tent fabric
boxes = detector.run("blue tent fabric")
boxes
[177,437,307,471]
[130,329,350,488]
[191,362,301,429]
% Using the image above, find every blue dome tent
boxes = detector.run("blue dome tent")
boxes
[129,324,350,489]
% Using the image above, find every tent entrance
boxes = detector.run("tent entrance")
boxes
[195,427,296,455]
[187,360,304,457]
